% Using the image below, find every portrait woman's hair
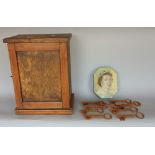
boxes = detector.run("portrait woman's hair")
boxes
[98,72,113,87]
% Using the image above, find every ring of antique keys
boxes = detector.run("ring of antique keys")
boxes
[108,100,144,120]
[81,101,112,120]
[81,99,144,121]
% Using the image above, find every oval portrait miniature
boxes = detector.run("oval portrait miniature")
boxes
[93,67,118,99]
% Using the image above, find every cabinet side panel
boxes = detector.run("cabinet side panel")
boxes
[7,43,23,108]
[17,51,62,102]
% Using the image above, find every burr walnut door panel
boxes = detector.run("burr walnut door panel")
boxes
[14,43,63,109]
[17,51,62,102]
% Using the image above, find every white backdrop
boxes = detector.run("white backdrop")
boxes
[0,27,155,126]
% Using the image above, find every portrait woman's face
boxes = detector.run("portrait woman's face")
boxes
[100,74,113,89]
[94,67,118,99]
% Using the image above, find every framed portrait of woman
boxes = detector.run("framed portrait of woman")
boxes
[93,67,118,99]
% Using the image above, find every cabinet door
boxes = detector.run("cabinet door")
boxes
[8,43,63,109]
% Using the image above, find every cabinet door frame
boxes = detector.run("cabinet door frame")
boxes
[8,42,67,109]
[60,42,71,109]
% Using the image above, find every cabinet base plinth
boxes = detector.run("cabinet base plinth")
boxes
[16,109,73,115]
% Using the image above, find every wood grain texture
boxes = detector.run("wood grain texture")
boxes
[17,50,62,102]
[15,43,59,51]
[16,109,72,115]
[67,40,72,95]
[16,94,74,115]
[60,42,70,108]
[7,43,23,108]
[23,101,62,109]
[3,34,72,43]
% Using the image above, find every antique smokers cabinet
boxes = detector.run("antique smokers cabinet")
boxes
[3,34,73,115]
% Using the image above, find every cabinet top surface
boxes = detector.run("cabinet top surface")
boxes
[3,33,72,43]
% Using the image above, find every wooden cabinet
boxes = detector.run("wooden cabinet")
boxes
[3,34,74,115]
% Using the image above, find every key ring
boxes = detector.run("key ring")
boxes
[136,112,144,119]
